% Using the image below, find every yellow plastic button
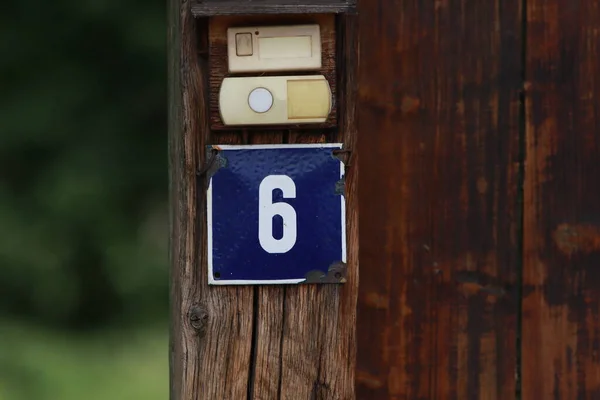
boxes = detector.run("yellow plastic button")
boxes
[287,80,331,119]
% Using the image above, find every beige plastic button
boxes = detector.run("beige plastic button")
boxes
[219,75,331,126]
[227,25,321,73]
[235,33,253,56]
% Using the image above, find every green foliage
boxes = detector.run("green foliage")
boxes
[0,321,168,400]
[0,0,168,329]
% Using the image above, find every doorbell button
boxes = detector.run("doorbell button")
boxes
[248,88,273,113]
[219,75,331,126]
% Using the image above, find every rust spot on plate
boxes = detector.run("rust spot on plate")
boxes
[554,223,600,256]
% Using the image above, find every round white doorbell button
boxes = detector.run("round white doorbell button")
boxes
[248,88,273,113]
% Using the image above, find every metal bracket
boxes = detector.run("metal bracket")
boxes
[197,146,227,180]
[332,148,353,168]
[335,178,346,196]
[303,261,347,284]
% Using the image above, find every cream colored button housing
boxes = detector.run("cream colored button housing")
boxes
[227,25,322,73]
[219,75,332,126]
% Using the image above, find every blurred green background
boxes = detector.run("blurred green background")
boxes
[1,1,168,398]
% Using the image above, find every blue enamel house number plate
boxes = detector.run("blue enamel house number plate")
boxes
[207,144,347,285]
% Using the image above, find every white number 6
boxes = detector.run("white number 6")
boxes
[258,175,297,253]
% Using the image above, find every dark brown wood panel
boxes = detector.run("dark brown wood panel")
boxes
[208,15,337,131]
[522,1,600,398]
[356,1,522,399]
[192,0,355,16]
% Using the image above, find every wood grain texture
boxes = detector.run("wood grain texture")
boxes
[192,0,355,16]
[522,0,600,398]
[168,1,186,397]
[356,1,522,399]
[208,15,337,131]
[169,4,254,399]
[249,14,358,399]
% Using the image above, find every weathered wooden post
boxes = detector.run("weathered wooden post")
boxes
[355,0,600,399]
[168,0,358,398]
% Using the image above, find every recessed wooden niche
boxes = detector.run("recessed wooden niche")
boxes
[208,14,338,130]
[192,0,355,16]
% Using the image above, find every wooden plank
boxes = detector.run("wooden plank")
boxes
[168,2,187,397]
[356,1,522,399]
[169,4,255,398]
[522,0,600,398]
[249,14,358,399]
[192,0,355,16]
[246,128,341,400]
[246,130,287,400]
[208,15,337,131]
